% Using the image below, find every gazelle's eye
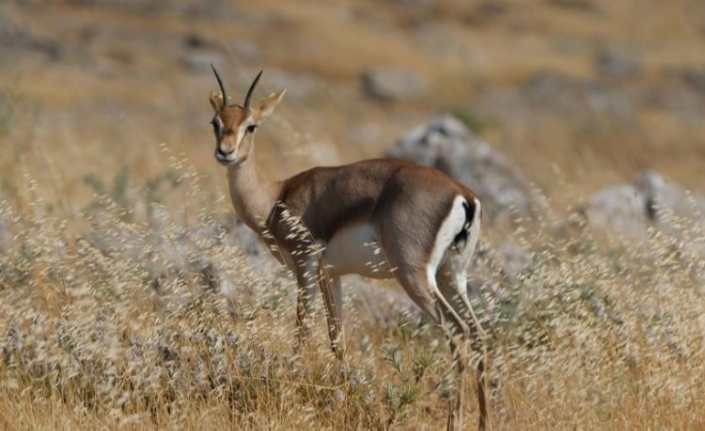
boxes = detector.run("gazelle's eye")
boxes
[246,124,257,134]
[210,119,220,136]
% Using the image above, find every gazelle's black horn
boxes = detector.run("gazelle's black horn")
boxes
[211,64,227,106]
[243,70,263,108]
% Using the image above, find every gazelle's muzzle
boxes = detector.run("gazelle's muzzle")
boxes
[215,146,236,165]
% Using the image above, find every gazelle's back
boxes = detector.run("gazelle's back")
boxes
[270,158,477,278]
[277,159,475,238]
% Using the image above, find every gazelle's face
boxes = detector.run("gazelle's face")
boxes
[210,105,259,166]
[208,68,285,168]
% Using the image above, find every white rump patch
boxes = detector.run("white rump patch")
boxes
[426,195,470,286]
[453,198,481,305]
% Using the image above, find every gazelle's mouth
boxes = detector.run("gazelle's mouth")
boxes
[215,148,236,165]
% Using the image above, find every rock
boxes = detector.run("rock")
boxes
[184,33,211,49]
[581,182,647,239]
[362,67,429,101]
[595,48,642,80]
[386,114,534,225]
[495,241,532,286]
[578,170,705,248]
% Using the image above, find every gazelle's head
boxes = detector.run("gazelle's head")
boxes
[209,66,285,167]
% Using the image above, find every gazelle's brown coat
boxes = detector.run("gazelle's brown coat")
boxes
[208,68,487,431]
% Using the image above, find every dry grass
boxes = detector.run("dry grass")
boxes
[2,155,705,430]
[2,98,705,430]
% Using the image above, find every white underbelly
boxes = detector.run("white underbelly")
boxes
[322,223,393,279]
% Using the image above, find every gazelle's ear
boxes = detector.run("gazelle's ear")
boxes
[257,89,286,118]
[210,91,225,111]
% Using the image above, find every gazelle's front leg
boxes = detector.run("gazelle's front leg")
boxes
[294,255,346,361]
[318,266,345,361]
[294,255,319,353]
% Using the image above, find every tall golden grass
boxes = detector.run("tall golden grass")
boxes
[1,117,704,430]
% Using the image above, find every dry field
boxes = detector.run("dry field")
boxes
[2,0,705,430]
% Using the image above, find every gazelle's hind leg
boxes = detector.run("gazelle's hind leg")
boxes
[436,255,475,332]
[376,194,484,431]
[437,255,487,431]
[436,197,487,430]
[379,234,473,431]
[436,249,487,347]
[389,264,473,431]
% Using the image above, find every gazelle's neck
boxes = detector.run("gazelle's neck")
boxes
[227,157,280,233]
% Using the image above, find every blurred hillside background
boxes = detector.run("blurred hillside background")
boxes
[2,0,705,214]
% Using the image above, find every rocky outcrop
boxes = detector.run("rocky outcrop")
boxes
[577,170,705,249]
[386,114,534,225]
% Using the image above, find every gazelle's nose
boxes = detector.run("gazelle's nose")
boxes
[216,147,234,158]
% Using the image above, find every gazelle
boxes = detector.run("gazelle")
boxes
[208,66,487,431]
